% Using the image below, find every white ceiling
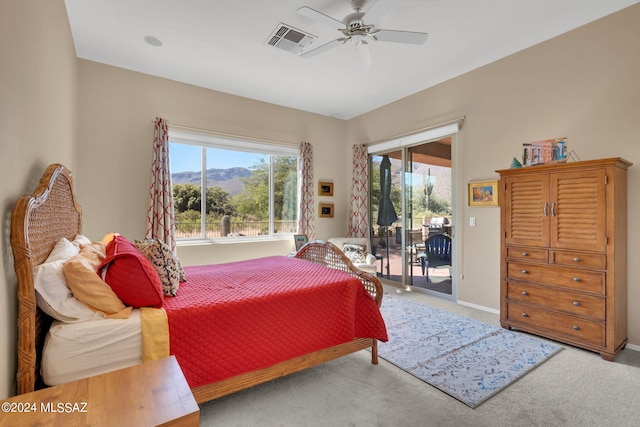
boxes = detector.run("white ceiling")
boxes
[64,0,639,120]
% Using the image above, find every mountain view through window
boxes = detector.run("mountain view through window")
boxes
[170,138,299,240]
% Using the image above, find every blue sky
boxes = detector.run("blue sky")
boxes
[170,143,265,173]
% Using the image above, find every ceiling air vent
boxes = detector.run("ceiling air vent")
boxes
[266,23,316,55]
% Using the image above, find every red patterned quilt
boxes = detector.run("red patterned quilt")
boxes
[162,256,387,388]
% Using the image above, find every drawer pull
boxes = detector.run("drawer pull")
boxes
[573,301,581,307]
[573,277,581,282]
[573,325,581,331]
[573,257,581,262]
[521,269,528,274]
[522,252,529,257]
[521,313,529,318]
[521,291,528,296]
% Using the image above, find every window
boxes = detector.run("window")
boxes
[169,130,299,240]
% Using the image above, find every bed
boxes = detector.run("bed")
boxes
[10,163,387,404]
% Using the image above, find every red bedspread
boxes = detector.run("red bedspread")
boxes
[162,256,387,388]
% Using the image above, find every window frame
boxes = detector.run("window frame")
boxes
[169,130,300,243]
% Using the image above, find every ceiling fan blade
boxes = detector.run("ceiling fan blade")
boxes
[374,29,429,45]
[297,6,344,30]
[301,38,346,58]
[362,0,396,25]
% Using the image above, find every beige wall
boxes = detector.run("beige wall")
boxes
[75,60,349,263]
[0,0,77,399]
[348,5,640,344]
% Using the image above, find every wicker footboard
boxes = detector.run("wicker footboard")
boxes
[294,240,384,307]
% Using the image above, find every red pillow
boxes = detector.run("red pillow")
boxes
[100,236,164,308]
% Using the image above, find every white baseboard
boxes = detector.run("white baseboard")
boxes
[625,343,640,352]
[457,300,500,315]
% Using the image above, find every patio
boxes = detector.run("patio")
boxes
[372,231,452,295]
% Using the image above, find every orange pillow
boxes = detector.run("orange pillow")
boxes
[63,242,132,319]
[100,236,164,308]
[101,232,120,246]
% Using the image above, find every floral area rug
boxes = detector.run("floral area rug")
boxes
[377,294,562,408]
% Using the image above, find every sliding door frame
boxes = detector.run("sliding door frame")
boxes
[368,120,462,300]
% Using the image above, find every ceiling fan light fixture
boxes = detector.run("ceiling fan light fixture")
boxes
[355,38,372,71]
[353,35,366,49]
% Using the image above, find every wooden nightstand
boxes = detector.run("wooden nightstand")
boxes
[0,356,199,426]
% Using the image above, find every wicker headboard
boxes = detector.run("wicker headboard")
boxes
[10,164,82,394]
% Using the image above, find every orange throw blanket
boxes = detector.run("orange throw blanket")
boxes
[140,307,170,362]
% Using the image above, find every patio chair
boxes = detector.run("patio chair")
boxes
[418,233,452,277]
[327,237,377,274]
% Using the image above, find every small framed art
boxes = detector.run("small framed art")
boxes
[319,203,334,218]
[294,234,308,251]
[318,181,334,197]
[468,180,499,207]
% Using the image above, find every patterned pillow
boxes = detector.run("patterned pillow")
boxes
[135,239,186,297]
[342,243,366,264]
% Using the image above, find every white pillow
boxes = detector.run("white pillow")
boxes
[71,234,92,250]
[33,238,103,323]
[45,237,79,262]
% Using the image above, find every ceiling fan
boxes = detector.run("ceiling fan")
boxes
[297,0,429,70]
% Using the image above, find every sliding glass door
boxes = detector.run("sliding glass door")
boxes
[370,150,403,282]
[405,142,453,294]
[369,136,454,296]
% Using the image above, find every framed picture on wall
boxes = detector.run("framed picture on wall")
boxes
[294,234,308,251]
[318,181,334,197]
[468,180,499,206]
[319,203,334,218]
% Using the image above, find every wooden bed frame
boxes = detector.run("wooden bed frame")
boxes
[10,163,384,403]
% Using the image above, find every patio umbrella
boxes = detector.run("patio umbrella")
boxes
[377,155,398,277]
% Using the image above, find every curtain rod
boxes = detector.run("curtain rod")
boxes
[153,120,300,148]
[369,116,465,146]
[153,115,465,148]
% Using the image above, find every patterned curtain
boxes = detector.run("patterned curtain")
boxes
[145,117,177,252]
[348,144,369,238]
[298,141,315,239]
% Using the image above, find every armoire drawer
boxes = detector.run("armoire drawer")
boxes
[507,262,605,294]
[506,282,605,320]
[506,247,548,262]
[506,302,605,346]
[551,251,606,270]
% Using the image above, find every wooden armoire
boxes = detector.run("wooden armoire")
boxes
[497,158,632,360]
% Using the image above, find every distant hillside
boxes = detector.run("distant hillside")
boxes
[413,164,452,200]
[382,161,452,201]
[172,167,252,196]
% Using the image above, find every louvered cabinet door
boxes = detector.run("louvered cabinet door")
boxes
[549,169,607,251]
[503,174,550,247]
[498,158,631,361]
